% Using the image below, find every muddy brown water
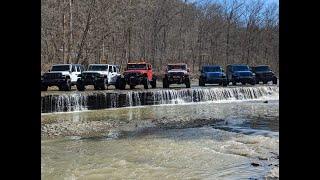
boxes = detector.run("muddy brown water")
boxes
[41,100,279,179]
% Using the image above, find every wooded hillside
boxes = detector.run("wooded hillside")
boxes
[41,0,279,75]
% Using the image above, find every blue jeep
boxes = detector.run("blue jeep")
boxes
[226,64,256,85]
[251,65,277,85]
[199,65,228,86]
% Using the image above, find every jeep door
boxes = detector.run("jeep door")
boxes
[70,65,80,82]
[108,65,118,84]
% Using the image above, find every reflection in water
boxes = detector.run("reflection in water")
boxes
[41,100,279,179]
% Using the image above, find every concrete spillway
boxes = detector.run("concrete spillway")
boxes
[41,86,279,113]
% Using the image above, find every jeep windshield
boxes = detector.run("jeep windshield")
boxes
[168,65,186,70]
[127,64,147,70]
[88,65,108,71]
[203,66,221,72]
[51,65,70,71]
[232,65,249,71]
[254,66,270,72]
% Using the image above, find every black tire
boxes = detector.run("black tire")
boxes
[76,83,85,91]
[130,85,135,89]
[222,81,228,87]
[115,77,125,90]
[199,77,205,86]
[185,78,191,88]
[163,78,169,88]
[63,79,71,91]
[143,77,149,89]
[58,85,64,91]
[94,84,100,90]
[272,78,277,85]
[232,81,236,86]
[250,80,256,85]
[256,80,260,84]
[151,76,157,88]
[41,85,48,91]
[100,79,107,90]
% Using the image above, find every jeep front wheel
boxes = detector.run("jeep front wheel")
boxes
[272,78,277,85]
[222,81,228,87]
[116,77,126,90]
[94,84,100,90]
[76,84,85,91]
[185,78,191,88]
[62,79,71,91]
[199,77,205,86]
[100,79,107,90]
[163,77,169,88]
[143,77,149,89]
[151,76,157,88]
[41,85,48,91]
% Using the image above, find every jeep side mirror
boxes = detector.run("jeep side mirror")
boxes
[48,69,51,72]
[222,69,224,72]
[187,68,190,72]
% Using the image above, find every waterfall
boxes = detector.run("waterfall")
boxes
[41,86,279,113]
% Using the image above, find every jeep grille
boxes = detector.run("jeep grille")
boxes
[168,72,184,77]
[45,73,62,79]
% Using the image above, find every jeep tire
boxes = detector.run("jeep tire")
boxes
[130,85,135,89]
[62,79,71,91]
[222,81,228,87]
[100,78,107,90]
[272,78,277,85]
[199,77,205,86]
[76,82,85,91]
[163,77,169,88]
[143,77,149,89]
[115,77,124,90]
[94,84,100,90]
[41,85,48,91]
[151,76,157,88]
[185,78,191,88]
[232,81,236,86]
[250,80,256,85]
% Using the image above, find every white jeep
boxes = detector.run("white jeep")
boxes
[76,64,121,91]
[163,63,191,88]
[41,64,84,91]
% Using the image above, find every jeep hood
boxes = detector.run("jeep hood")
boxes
[45,71,70,75]
[83,71,108,75]
[167,69,187,74]
[234,71,253,76]
[205,72,224,77]
[124,70,148,73]
[255,71,273,74]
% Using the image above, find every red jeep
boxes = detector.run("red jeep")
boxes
[115,62,157,90]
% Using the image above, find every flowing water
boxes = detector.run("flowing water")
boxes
[41,85,278,113]
[41,99,279,179]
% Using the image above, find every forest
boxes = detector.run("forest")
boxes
[41,0,279,76]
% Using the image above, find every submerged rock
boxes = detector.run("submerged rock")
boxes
[251,162,260,167]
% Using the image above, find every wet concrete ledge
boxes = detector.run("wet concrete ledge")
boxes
[41,85,279,113]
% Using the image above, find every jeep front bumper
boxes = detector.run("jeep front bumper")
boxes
[42,79,67,86]
[233,77,255,83]
[204,77,227,84]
